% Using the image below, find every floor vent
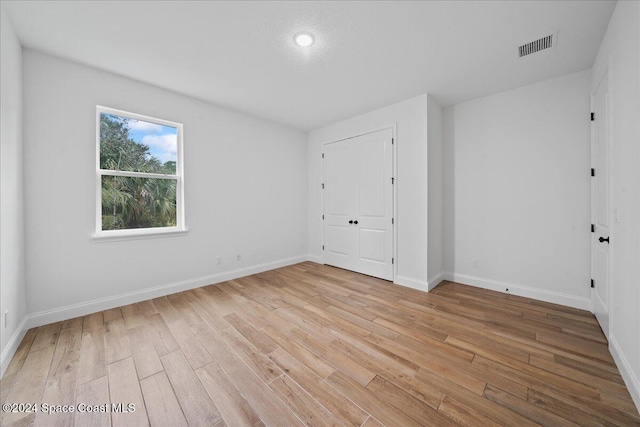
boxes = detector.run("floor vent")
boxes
[518,34,554,57]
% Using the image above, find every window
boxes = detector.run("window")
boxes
[96,106,185,239]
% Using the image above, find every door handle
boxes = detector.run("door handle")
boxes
[353,220,358,225]
[348,220,353,224]
[599,236,610,243]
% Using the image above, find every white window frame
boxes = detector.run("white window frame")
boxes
[94,106,186,240]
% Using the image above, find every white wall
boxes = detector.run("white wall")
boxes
[591,0,640,410]
[427,95,444,288]
[443,70,592,309]
[0,7,28,375]
[308,95,430,289]
[22,51,308,324]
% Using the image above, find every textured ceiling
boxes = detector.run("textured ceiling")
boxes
[3,1,616,130]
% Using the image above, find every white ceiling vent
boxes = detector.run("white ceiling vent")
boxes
[518,33,555,58]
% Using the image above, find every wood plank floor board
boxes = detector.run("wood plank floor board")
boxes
[483,384,580,427]
[211,357,305,427]
[287,327,376,386]
[29,323,62,353]
[0,374,17,408]
[60,317,84,331]
[143,314,180,357]
[3,329,37,377]
[48,326,82,378]
[136,300,159,318]
[3,347,55,425]
[126,325,163,380]
[166,319,213,370]
[195,362,264,427]
[2,262,637,427]
[160,350,221,427]
[218,326,283,383]
[76,328,106,386]
[120,304,145,330]
[414,367,541,427]
[83,313,103,332]
[366,375,459,427]
[437,396,502,427]
[73,376,110,427]
[104,319,132,365]
[529,354,630,398]
[261,325,336,379]
[327,305,401,340]
[326,370,424,427]
[528,385,640,426]
[151,297,181,325]
[190,322,244,373]
[472,354,601,401]
[102,308,123,324]
[184,289,233,333]
[267,347,368,427]
[223,313,278,354]
[166,293,205,327]
[107,357,148,427]
[268,374,338,427]
[139,371,188,427]
[364,333,487,395]
[271,306,337,344]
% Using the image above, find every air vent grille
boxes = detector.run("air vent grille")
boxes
[518,34,553,57]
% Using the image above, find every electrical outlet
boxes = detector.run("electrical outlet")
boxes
[216,256,222,265]
[472,259,480,268]
[236,254,241,262]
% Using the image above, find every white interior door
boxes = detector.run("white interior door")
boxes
[323,128,394,280]
[592,71,610,337]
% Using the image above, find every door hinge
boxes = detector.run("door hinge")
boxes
[591,168,595,177]
[322,214,324,220]
[322,245,325,251]
[392,218,394,225]
[591,279,595,288]
[392,258,394,265]
[391,177,394,184]
[591,224,595,232]
[321,183,325,189]
[322,153,324,159]
[392,138,394,145]
[591,112,595,121]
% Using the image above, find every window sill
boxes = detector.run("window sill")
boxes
[92,228,189,243]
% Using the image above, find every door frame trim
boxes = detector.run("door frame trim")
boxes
[320,123,397,281]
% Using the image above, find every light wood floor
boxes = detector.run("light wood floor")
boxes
[1,262,639,427]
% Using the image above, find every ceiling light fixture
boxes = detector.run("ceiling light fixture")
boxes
[294,32,315,47]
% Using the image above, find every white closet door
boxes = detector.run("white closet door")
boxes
[592,71,610,337]
[323,128,393,280]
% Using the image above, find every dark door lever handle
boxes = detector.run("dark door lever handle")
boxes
[348,220,353,224]
[599,236,610,243]
[353,220,358,225]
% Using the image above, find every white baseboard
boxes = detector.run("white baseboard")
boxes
[444,272,592,311]
[427,272,446,291]
[306,254,323,264]
[26,255,308,330]
[1,316,28,378]
[394,275,429,292]
[610,335,640,413]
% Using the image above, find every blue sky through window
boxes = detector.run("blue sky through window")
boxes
[127,118,177,164]
[105,114,177,164]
